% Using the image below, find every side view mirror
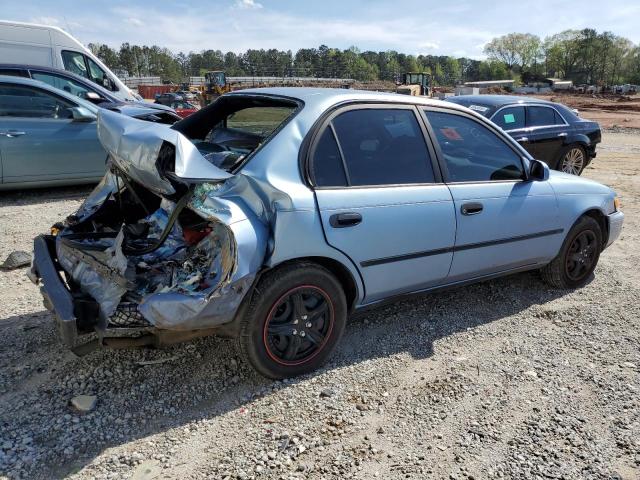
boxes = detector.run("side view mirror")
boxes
[70,106,97,122]
[81,91,102,104]
[529,159,550,181]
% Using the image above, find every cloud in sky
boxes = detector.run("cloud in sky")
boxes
[5,0,639,58]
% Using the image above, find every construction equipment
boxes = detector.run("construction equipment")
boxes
[396,72,432,97]
[203,71,231,105]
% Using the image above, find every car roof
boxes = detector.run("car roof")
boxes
[446,94,557,107]
[0,74,99,112]
[229,87,470,112]
[0,63,119,102]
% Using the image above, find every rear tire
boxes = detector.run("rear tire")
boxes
[557,144,587,175]
[238,262,347,379]
[541,216,602,289]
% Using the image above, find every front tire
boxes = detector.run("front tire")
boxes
[238,262,347,379]
[541,216,602,289]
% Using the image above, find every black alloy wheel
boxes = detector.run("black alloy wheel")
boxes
[564,230,598,282]
[263,286,334,366]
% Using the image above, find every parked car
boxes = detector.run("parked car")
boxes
[0,64,177,116]
[155,92,185,106]
[0,20,140,101]
[171,100,200,118]
[445,95,601,175]
[0,75,180,190]
[31,88,623,379]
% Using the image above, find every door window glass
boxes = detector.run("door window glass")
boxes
[0,84,75,119]
[31,71,99,101]
[86,57,115,91]
[425,110,524,182]
[312,127,348,187]
[331,109,435,186]
[527,106,563,127]
[492,106,525,130]
[61,51,89,78]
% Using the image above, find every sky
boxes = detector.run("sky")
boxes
[3,0,640,59]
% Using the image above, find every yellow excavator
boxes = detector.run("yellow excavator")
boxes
[396,72,432,97]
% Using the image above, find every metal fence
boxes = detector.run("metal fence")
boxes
[122,76,162,88]
[188,76,355,86]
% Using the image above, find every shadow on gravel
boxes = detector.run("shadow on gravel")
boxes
[0,269,572,479]
[0,185,94,208]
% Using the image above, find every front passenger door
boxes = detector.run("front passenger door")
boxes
[0,83,106,184]
[423,108,563,282]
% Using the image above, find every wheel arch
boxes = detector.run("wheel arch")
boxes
[581,208,608,248]
[265,256,360,313]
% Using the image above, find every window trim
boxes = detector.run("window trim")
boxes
[420,106,530,185]
[490,103,569,133]
[306,102,443,190]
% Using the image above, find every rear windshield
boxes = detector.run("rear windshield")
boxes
[173,95,299,172]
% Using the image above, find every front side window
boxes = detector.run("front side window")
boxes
[61,51,89,78]
[86,57,115,91]
[31,71,99,101]
[323,108,435,187]
[0,84,75,119]
[424,110,524,182]
[527,106,564,127]
[492,106,525,131]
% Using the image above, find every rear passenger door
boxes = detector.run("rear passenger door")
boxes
[490,105,536,157]
[310,105,456,303]
[524,105,568,166]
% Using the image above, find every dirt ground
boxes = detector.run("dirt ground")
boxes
[530,93,640,129]
[0,131,639,479]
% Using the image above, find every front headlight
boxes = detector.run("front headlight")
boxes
[614,197,622,212]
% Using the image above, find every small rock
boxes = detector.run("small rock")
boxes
[319,388,336,398]
[70,395,97,413]
[1,250,31,270]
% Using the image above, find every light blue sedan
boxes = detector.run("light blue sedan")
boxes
[0,75,180,190]
[32,88,623,379]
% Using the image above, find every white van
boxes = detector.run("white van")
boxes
[0,20,141,102]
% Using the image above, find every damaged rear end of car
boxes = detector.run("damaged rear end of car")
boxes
[31,95,301,353]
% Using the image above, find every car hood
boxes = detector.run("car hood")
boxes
[547,169,612,195]
[97,109,232,196]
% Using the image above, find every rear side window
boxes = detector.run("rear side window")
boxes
[314,108,435,187]
[424,110,524,182]
[312,128,348,187]
[492,106,525,130]
[527,106,564,127]
[0,69,28,77]
[0,84,74,119]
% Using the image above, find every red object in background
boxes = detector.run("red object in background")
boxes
[183,226,211,245]
[137,85,175,100]
[172,101,200,118]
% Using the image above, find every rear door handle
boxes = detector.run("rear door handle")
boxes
[558,132,567,137]
[516,137,529,143]
[461,202,483,216]
[329,212,362,228]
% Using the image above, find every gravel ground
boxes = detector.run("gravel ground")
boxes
[0,131,638,480]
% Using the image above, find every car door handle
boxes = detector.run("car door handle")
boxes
[516,137,529,143]
[1,130,27,138]
[557,132,567,137]
[329,212,362,228]
[461,202,483,216]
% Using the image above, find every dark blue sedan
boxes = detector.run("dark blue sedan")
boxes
[445,95,601,175]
